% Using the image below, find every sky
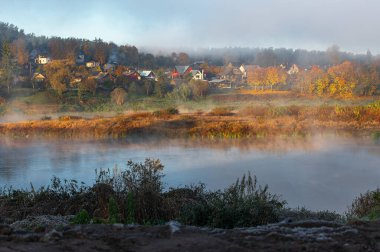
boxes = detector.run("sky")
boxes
[0,0,379,54]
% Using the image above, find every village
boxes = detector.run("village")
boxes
[28,52,304,92]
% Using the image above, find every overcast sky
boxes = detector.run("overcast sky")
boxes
[0,0,379,54]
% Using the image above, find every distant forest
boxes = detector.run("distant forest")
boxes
[0,21,378,68]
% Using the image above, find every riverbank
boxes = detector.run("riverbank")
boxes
[1,217,378,251]
[0,105,379,139]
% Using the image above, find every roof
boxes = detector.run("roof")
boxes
[209,79,228,83]
[175,66,190,75]
[32,73,45,79]
[139,70,154,77]
[191,70,201,76]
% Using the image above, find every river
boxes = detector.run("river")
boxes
[0,134,379,213]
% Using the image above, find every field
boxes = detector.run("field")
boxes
[1,88,379,118]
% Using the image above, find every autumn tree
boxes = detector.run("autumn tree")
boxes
[355,64,378,96]
[310,66,329,96]
[94,39,108,65]
[10,38,29,66]
[327,61,358,98]
[43,61,70,97]
[265,67,286,91]
[247,67,265,90]
[78,78,97,100]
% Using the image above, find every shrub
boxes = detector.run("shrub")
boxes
[111,88,127,105]
[208,107,234,116]
[180,172,285,228]
[152,107,179,117]
[239,106,268,117]
[347,189,380,220]
[95,159,165,223]
[71,209,91,224]
[58,115,83,121]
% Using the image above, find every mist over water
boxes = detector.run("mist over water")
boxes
[0,135,379,213]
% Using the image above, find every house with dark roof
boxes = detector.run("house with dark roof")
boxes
[123,70,141,81]
[219,63,244,84]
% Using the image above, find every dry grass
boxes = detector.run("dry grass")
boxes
[238,90,291,95]
[0,105,379,139]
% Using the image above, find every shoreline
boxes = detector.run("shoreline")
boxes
[0,111,379,139]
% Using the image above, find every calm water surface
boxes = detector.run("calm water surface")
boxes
[0,135,379,213]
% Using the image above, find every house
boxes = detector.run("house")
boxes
[32,73,46,82]
[171,65,192,79]
[86,61,100,68]
[103,63,115,72]
[287,64,300,75]
[76,54,85,65]
[139,70,156,80]
[191,70,204,80]
[123,70,141,81]
[240,65,260,82]
[35,55,51,65]
[91,72,116,83]
[219,63,244,83]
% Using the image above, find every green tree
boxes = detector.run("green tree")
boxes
[189,80,209,98]
[44,61,70,97]
[1,41,14,93]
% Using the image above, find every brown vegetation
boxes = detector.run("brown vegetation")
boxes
[0,105,379,139]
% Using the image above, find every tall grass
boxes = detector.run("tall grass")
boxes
[0,159,289,228]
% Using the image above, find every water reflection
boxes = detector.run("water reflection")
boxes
[0,134,379,213]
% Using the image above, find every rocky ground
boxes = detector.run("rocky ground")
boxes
[0,216,379,251]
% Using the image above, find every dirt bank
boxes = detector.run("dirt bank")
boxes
[0,216,379,251]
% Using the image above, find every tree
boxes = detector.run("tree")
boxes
[189,80,209,98]
[266,67,280,91]
[142,79,154,96]
[248,67,265,90]
[43,61,70,97]
[177,52,190,65]
[78,78,97,100]
[94,39,108,65]
[327,45,340,65]
[1,41,14,93]
[327,61,358,98]
[111,87,127,105]
[10,38,29,66]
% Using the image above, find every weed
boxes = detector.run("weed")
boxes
[347,189,380,220]
[108,197,120,224]
[71,209,91,224]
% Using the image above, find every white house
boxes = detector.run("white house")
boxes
[191,70,204,80]
[35,55,51,65]
[86,61,100,68]
[287,64,300,75]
